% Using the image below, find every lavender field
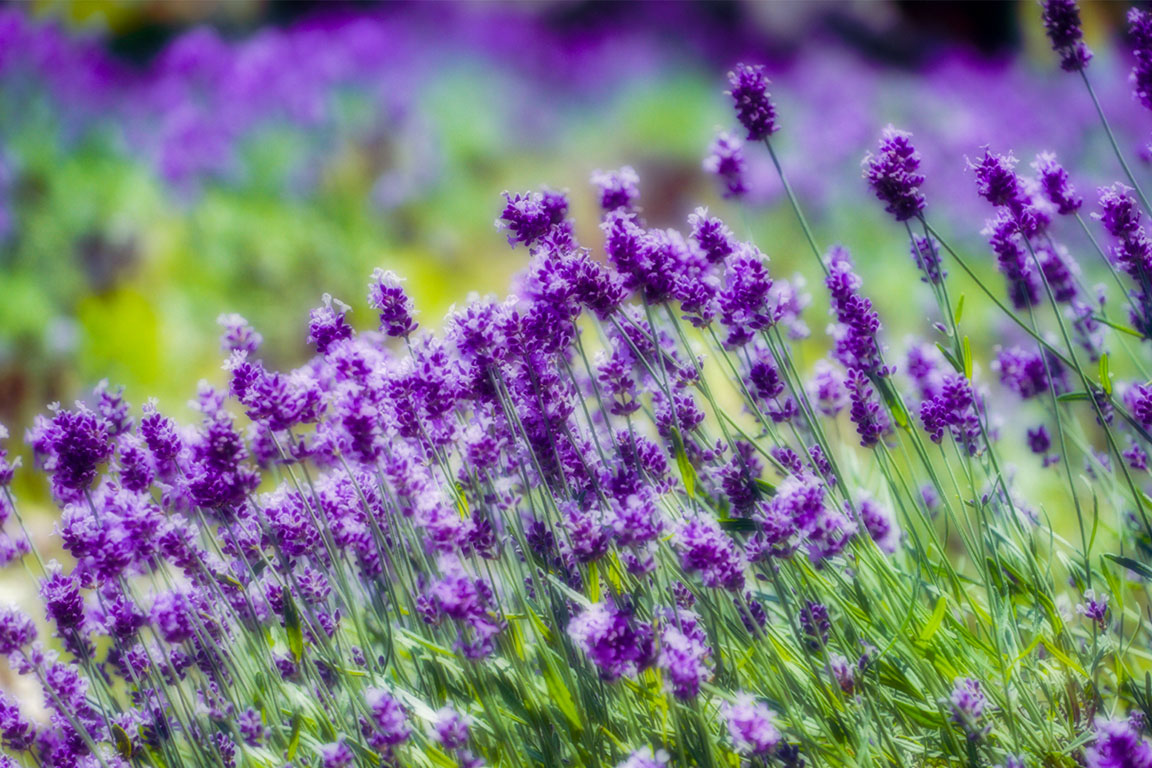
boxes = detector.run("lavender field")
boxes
[4,2,1152,767]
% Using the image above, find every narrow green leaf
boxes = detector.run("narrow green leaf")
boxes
[540,651,583,733]
[1056,391,1091,403]
[918,596,947,644]
[283,590,304,663]
[1040,639,1088,677]
[671,427,696,498]
[954,294,965,325]
[754,478,777,495]
[1093,313,1145,338]
[962,336,972,380]
[112,723,133,759]
[936,342,963,374]
[286,712,302,760]
[1100,352,1112,396]
[718,518,758,532]
[1105,553,1152,581]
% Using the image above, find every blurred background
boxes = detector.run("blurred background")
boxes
[0,0,1148,497]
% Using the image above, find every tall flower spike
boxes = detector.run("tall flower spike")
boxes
[1130,9,1152,112]
[727,63,778,141]
[1041,0,1092,72]
[862,126,926,222]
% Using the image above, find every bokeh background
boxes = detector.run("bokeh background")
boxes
[0,0,1148,501]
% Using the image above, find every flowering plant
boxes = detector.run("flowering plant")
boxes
[7,3,1152,768]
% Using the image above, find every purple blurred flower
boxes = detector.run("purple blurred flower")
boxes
[723,693,780,756]
[703,131,747,198]
[1131,9,1152,112]
[950,677,988,740]
[1033,152,1082,215]
[1085,717,1152,768]
[567,601,655,681]
[591,166,640,213]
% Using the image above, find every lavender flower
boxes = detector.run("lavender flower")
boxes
[1131,9,1152,112]
[910,235,944,284]
[616,747,669,768]
[364,688,411,756]
[689,208,736,265]
[918,374,982,456]
[218,313,262,354]
[1128,383,1152,429]
[703,131,747,198]
[497,189,570,247]
[863,126,926,222]
[0,606,35,656]
[368,268,418,338]
[1033,152,1082,215]
[319,738,355,768]
[657,613,712,700]
[950,677,989,740]
[719,243,775,346]
[1041,0,1092,72]
[859,498,899,553]
[1085,718,1152,768]
[995,346,1065,400]
[723,693,781,755]
[0,692,33,752]
[432,706,469,750]
[846,369,889,447]
[308,294,354,356]
[41,566,83,632]
[825,246,883,375]
[799,600,830,650]
[567,601,655,681]
[727,63,778,141]
[674,514,746,592]
[591,166,640,213]
[27,404,112,501]
[1078,589,1108,629]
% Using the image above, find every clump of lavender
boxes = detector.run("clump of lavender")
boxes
[4,33,1152,768]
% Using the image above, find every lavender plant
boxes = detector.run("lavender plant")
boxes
[7,4,1152,768]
